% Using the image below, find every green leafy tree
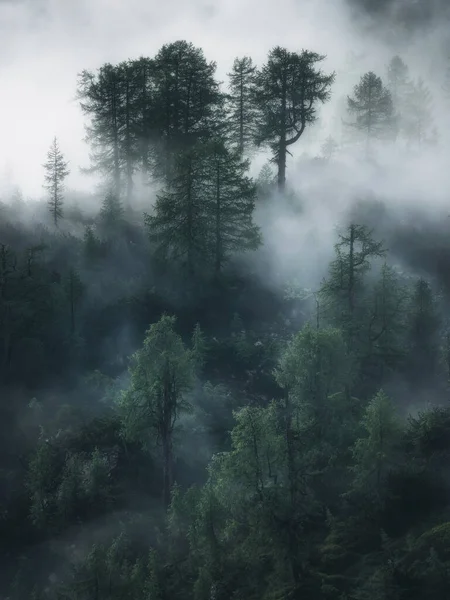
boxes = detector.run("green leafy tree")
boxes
[347,72,394,151]
[226,56,260,155]
[254,46,335,190]
[275,324,356,503]
[43,136,70,227]
[118,315,194,506]
[349,389,401,507]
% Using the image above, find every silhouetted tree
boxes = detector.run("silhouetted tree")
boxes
[226,56,260,155]
[203,141,261,275]
[403,77,435,148]
[347,72,394,152]
[43,137,70,227]
[254,46,335,190]
[151,41,224,181]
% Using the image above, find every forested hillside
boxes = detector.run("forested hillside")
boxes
[2,38,450,600]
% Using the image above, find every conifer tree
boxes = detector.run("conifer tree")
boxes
[403,77,435,149]
[347,72,394,151]
[64,268,84,335]
[145,141,260,276]
[99,189,124,239]
[387,56,410,109]
[363,263,408,390]
[77,64,125,194]
[43,137,70,227]
[204,141,261,274]
[145,145,210,275]
[254,47,335,190]
[319,223,386,348]
[406,278,440,388]
[151,41,224,181]
[320,135,339,160]
[226,56,260,155]
[255,161,276,202]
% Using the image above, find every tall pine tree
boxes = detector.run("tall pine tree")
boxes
[403,77,435,149]
[204,140,261,274]
[151,41,224,181]
[226,57,260,155]
[43,137,70,227]
[347,72,394,152]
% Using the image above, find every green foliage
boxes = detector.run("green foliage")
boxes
[319,223,386,353]
[118,314,194,505]
[151,40,224,180]
[145,141,261,275]
[350,390,402,505]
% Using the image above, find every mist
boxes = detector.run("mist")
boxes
[2,0,450,598]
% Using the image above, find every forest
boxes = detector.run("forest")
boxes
[1,38,450,599]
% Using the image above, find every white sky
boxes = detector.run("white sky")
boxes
[0,0,447,197]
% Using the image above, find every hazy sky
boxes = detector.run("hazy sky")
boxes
[0,0,448,197]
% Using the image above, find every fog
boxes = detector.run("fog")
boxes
[0,0,448,197]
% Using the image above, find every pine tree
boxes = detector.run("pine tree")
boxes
[406,278,440,389]
[151,41,224,181]
[254,46,335,190]
[387,56,410,107]
[347,72,394,151]
[363,263,408,390]
[118,315,194,507]
[204,141,261,274]
[83,225,103,265]
[98,189,124,239]
[403,77,435,149]
[77,64,125,194]
[117,60,142,205]
[255,161,276,201]
[320,135,339,160]
[226,56,260,155]
[64,268,84,335]
[144,145,210,275]
[129,56,157,176]
[43,137,70,227]
[319,223,386,348]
